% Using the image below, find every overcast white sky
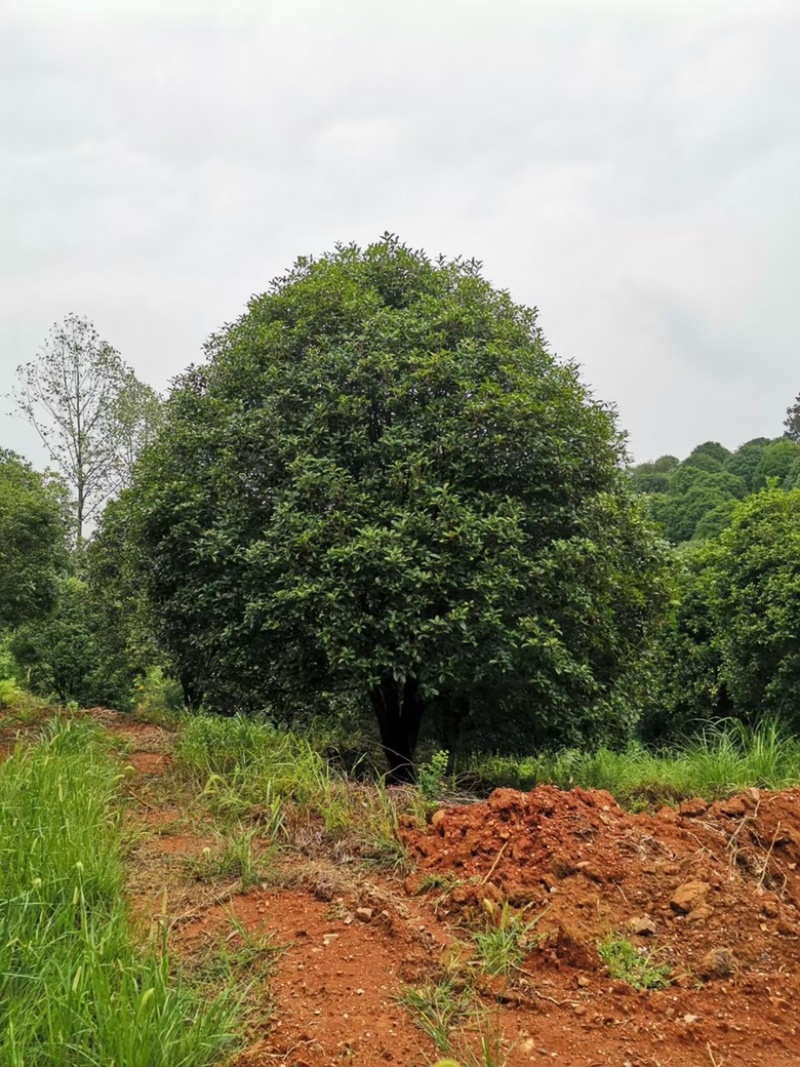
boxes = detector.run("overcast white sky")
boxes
[2,0,798,465]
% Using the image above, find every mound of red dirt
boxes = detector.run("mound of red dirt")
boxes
[402,785,800,982]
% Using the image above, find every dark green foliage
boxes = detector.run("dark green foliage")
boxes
[642,468,745,545]
[0,450,68,629]
[10,577,98,704]
[135,236,668,777]
[723,438,771,492]
[709,489,800,727]
[651,454,680,473]
[10,573,141,710]
[751,439,800,491]
[639,546,729,741]
[682,452,723,474]
[83,490,169,707]
[631,437,780,544]
[645,489,800,738]
[691,499,739,541]
[629,468,671,495]
[782,457,800,490]
[687,441,730,467]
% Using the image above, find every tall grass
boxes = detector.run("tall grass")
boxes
[461,719,800,808]
[176,714,353,832]
[0,718,240,1066]
[175,714,415,866]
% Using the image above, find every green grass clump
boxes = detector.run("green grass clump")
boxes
[176,713,353,832]
[472,899,547,977]
[598,934,671,990]
[462,719,800,809]
[174,714,417,868]
[183,825,271,889]
[400,978,474,1051]
[0,718,240,1066]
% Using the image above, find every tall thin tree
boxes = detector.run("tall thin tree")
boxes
[13,313,161,545]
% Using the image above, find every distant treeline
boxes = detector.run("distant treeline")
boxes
[630,437,800,543]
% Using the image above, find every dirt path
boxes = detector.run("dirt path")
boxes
[107,711,800,1067]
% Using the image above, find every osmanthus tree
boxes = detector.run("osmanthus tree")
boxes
[135,237,668,780]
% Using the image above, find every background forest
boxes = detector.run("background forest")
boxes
[4,237,800,781]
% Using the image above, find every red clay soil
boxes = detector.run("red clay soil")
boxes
[109,711,800,1067]
[176,888,447,1067]
[399,785,800,1065]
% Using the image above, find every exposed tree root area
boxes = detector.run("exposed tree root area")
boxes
[106,712,800,1067]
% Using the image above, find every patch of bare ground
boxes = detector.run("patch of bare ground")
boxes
[111,710,800,1067]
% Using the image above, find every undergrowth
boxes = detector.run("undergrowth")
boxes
[0,718,240,1066]
[175,713,418,867]
[401,973,510,1066]
[461,719,800,808]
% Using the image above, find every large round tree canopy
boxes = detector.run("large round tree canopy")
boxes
[138,236,666,779]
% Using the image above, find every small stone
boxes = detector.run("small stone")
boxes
[577,976,590,988]
[699,947,737,980]
[683,1013,699,1024]
[356,907,374,923]
[573,1003,587,1016]
[670,881,711,914]
[430,809,447,830]
[686,904,714,924]
[628,915,657,936]
[322,933,339,945]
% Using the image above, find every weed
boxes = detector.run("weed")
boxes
[473,899,548,977]
[418,750,451,802]
[400,978,474,1051]
[353,779,413,871]
[457,1008,509,1067]
[0,677,24,708]
[183,825,272,890]
[598,934,671,990]
[132,665,186,724]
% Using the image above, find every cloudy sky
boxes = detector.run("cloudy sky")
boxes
[2,0,798,465]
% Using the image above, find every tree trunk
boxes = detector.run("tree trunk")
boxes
[181,672,205,714]
[438,692,470,774]
[370,675,425,784]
